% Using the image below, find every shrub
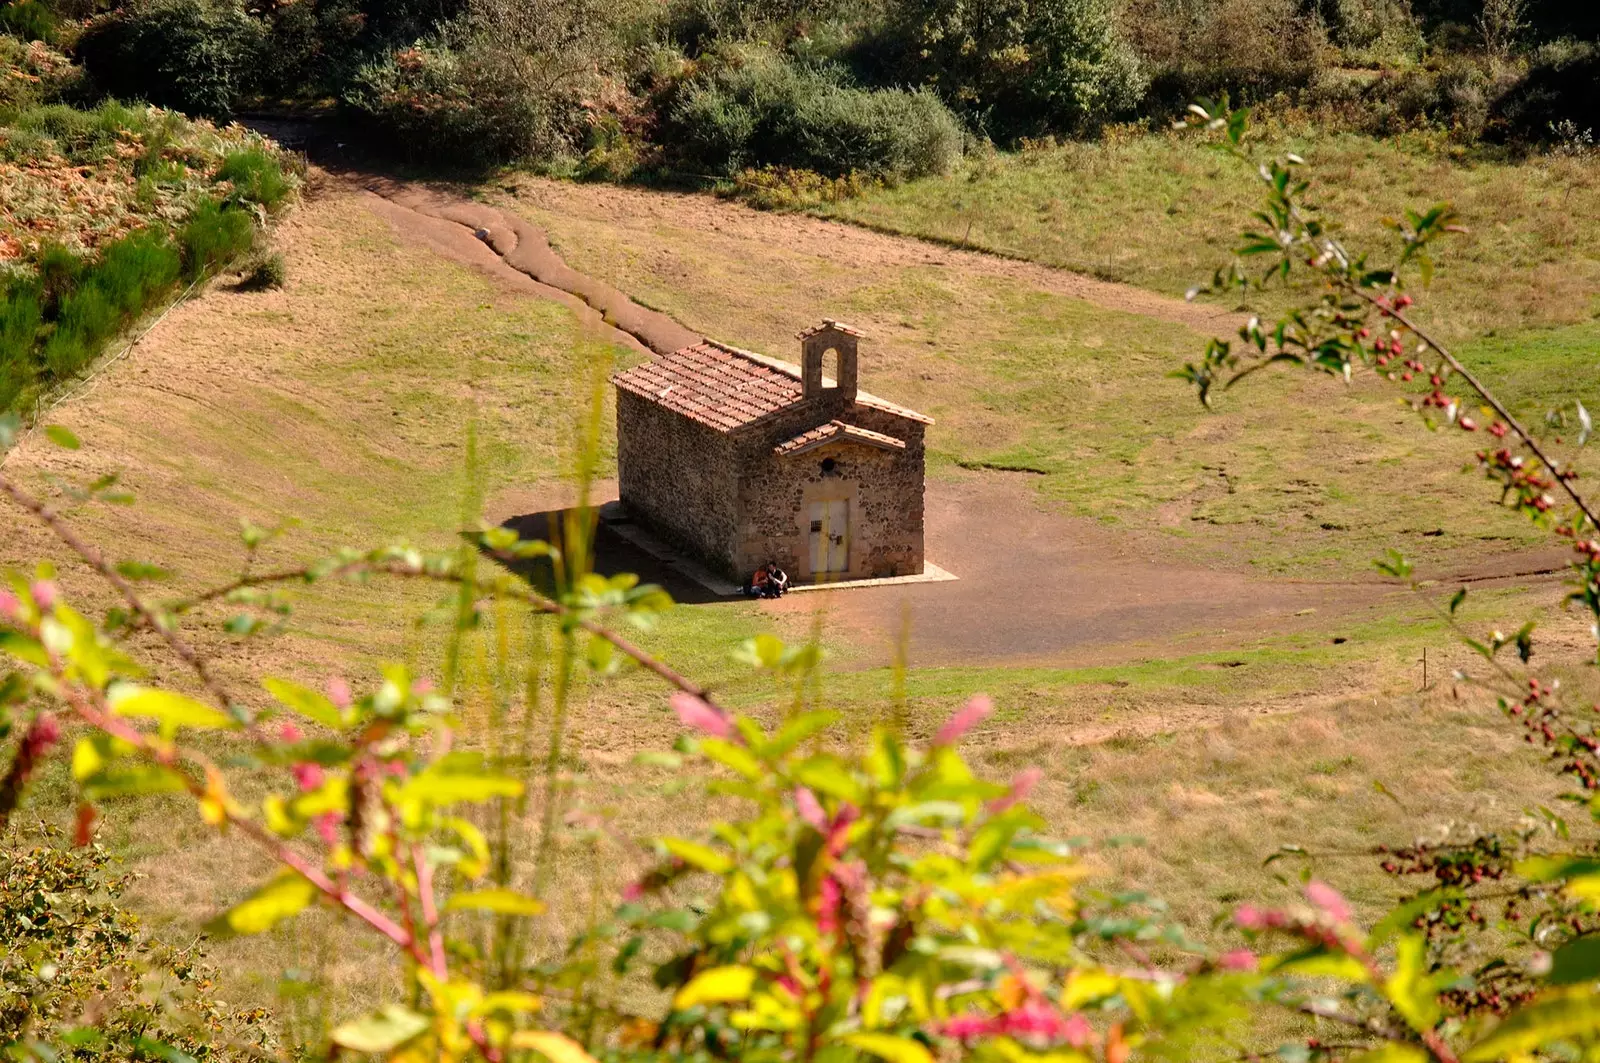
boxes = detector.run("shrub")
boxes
[178,199,254,280]
[238,250,286,290]
[343,37,579,167]
[1129,0,1331,112]
[667,49,963,180]
[873,0,1146,140]
[74,0,265,120]
[216,147,292,211]
[10,100,148,164]
[1487,39,1600,144]
[40,229,180,379]
[0,0,56,43]
[0,280,42,409]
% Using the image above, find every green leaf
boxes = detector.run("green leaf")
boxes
[673,965,755,1009]
[110,686,237,730]
[841,1033,935,1063]
[330,1005,430,1054]
[399,759,523,807]
[114,561,170,582]
[766,712,839,758]
[792,756,863,804]
[262,677,345,730]
[1264,945,1369,982]
[44,425,80,450]
[206,870,316,936]
[81,763,188,801]
[0,412,19,451]
[1448,588,1466,614]
[1384,934,1441,1033]
[1549,935,1600,986]
[445,889,546,916]
[700,738,763,780]
[1464,988,1600,1061]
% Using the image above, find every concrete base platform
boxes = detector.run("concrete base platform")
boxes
[599,502,956,599]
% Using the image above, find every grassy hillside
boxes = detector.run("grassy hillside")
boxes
[5,181,1588,1022]
[491,176,1583,580]
[816,128,1600,346]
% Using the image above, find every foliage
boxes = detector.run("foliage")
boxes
[238,249,285,291]
[0,91,294,413]
[1486,39,1600,145]
[665,48,962,180]
[873,0,1147,140]
[0,823,273,1060]
[0,0,57,45]
[75,0,265,121]
[342,0,624,169]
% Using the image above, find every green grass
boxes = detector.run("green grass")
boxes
[817,127,1600,345]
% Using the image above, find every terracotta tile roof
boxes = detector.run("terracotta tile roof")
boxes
[612,340,805,431]
[774,420,906,457]
[796,319,865,340]
[612,339,934,432]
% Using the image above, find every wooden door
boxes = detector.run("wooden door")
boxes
[808,499,849,575]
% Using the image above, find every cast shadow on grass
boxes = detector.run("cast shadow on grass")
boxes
[497,507,725,606]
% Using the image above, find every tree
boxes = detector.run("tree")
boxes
[883,0,1146,139]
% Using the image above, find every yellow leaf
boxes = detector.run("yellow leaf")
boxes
[445,889,545,916]
[509,1030,596,1063]
[842,1032,935,1063]
[673,965,756,1010]
[1061,969,1121,1009]
[110,685,237,730]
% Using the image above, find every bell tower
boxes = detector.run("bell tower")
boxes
[798,320,862,405]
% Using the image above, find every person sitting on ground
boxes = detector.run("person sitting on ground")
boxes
[766,562,789,597]
[746,566,771,598]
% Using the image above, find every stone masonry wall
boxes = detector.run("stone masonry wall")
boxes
[733,400,925,581]
[615,390,740,574]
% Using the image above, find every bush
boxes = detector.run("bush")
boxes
[1129,0,1331,112]
[667,49,963,180]
[343,37,581,168]
[872,0,1145,140]
[75,0,265,120]
[0,0,57,43]
[239,250,286,290]
[1487,39,1600,144]
[40,228,180,379]
[0,280,42,410]
[178,199,254,280]
[215,147,292,211]
[10,100,148,164]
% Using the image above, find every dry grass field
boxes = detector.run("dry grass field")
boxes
[2,149,1594,1027]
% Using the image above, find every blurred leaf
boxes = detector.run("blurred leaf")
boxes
[509,1031,597,1063]
[44,425,80,450]
[445,888,545,916]
[842,1033,934,1063]
[330,1005,430,1054]
[1384,934,1441,1032]
[673,965,755,1009]
[110,686,236,730]
[660,838,731,875]
[113,561,170,581]
[207,870,316,936]
[262,677,344,730]
[1464,987,1600,1061]
[1549,935,1600,985]
[0,412,18,451]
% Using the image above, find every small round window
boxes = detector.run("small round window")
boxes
[820,457,837,474]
